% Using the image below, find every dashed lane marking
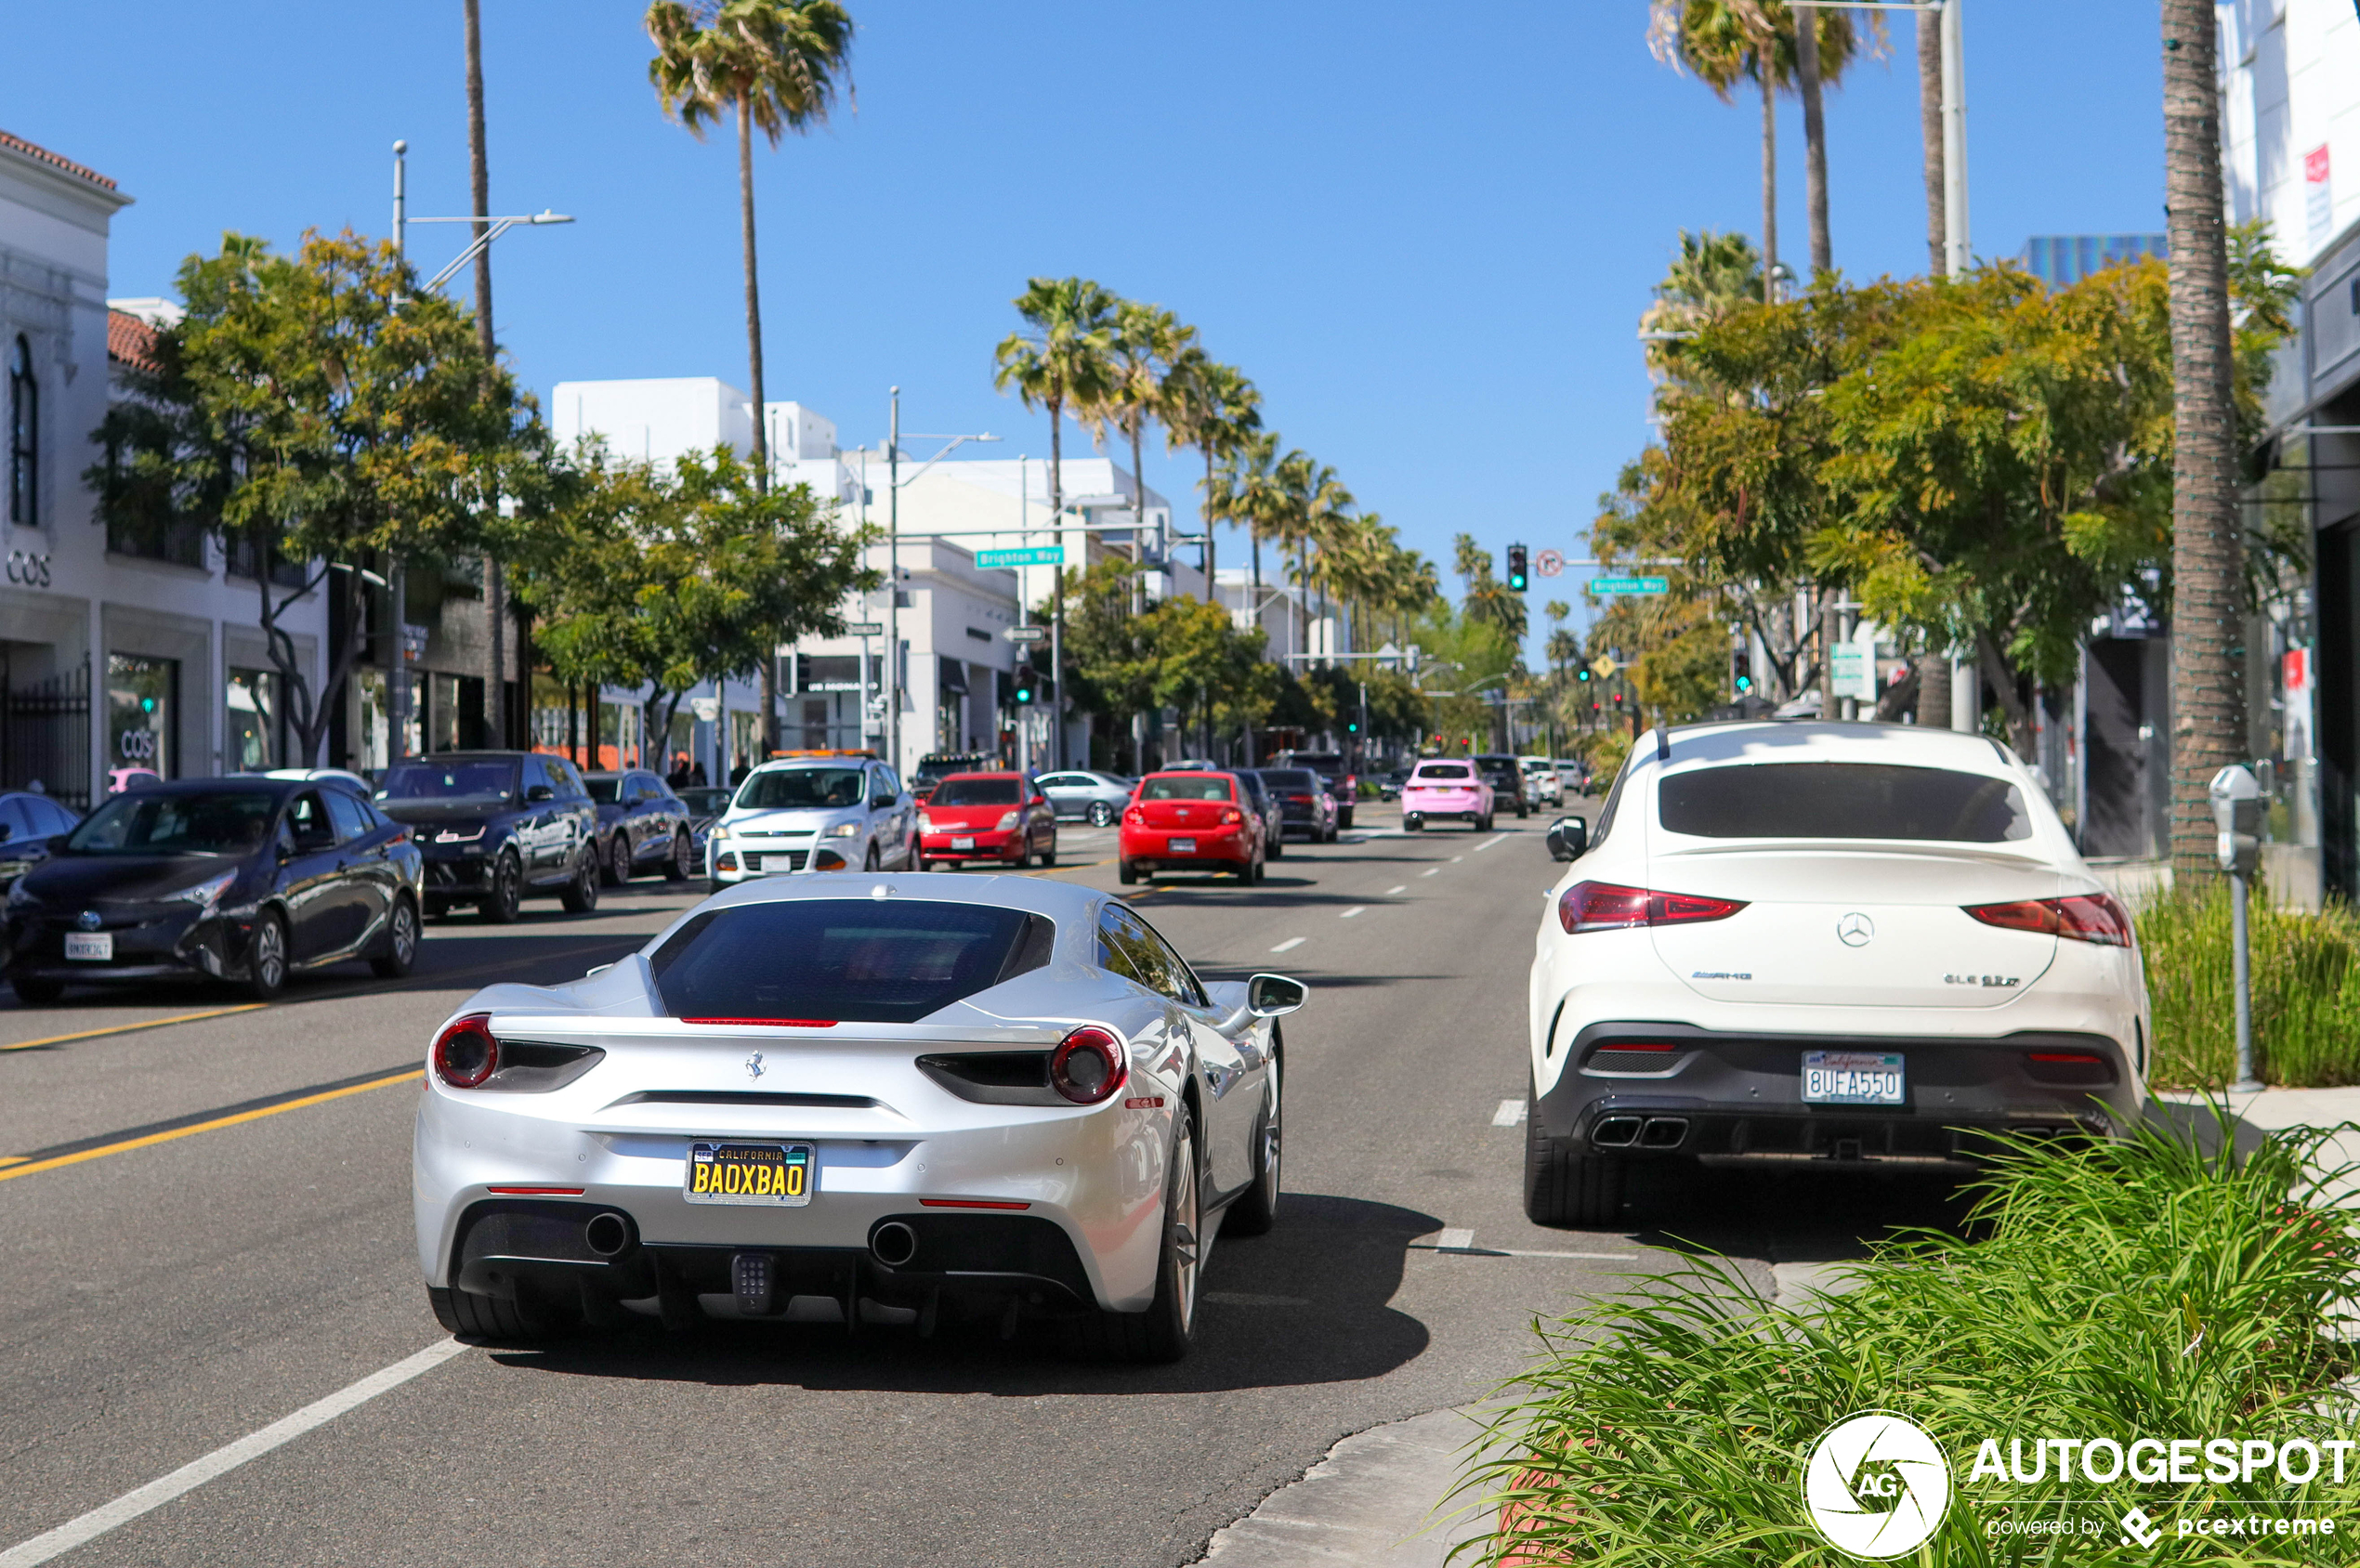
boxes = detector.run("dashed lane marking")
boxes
[1409,1229,1638,1261]
[1432,1226,1475,1250]
[1451,856,1465,864]
[1492,1099,1527,1127]
[1420,868,1440,878]
[1269,936,1306,954]
[1340,906,1366,919]
[0,1065,424,1186]
[1475,834,1508,852]
[0,1338,470,1567]
[1384,884,1407,895]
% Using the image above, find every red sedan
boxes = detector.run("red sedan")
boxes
[1120,771,1265,885]
[916,772,1058,869]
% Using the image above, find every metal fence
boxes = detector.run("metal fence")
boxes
[2,664,90,808]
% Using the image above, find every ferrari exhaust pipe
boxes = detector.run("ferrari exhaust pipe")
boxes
[583,1211,634,1258]
[870,1221,918,1268]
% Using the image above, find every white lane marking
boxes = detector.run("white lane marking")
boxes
[0,1338,470,1568]
[1432,1227,1476,1251]
[1421,867,1441,878]
[1475,834,1508,852]
[1451,855,1465,863]
[1492,1099,1527,1127]
[1409,1236,1638,1261]
[1269,936,1306,953]
[1384,884,1407,896]
[1340,906,1367,919]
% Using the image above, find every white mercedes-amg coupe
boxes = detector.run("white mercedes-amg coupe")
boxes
[1527,721,2150,1228]
[415,875,1302,1362]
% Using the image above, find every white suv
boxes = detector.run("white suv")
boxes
[705,757,916,889]
[1518,756,1563,806]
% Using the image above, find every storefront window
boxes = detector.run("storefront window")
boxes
[228,667,283,771]
[354,668,391,772]
[105,653,176,781]
[428,672,465,753]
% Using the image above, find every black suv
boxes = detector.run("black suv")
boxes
[1274,751,1357,830]
[1473,753,1530,818]
[374,751,602,921]
[583,768,695,885]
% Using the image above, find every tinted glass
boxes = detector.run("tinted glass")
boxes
[678,788,731,816]
[1413,764,1473,780]
[933,777,1020,806]
[69,791,278,855]
[0,799,31,838]
[379,760,518,800]
[1098,907,1159,990]
[737,767,864,809]
[1658,763,2034,843]
[552,759,588,798]
[1038,774,1086,790]
[325,791,373,843]
[1262,770,1320,789]
[1142,777,1232,802]
[649,900,1051,1024]
[1134,912,1208,1007]
[584,777,623,803]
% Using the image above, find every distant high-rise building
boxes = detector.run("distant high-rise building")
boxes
[2016,234,2168,287]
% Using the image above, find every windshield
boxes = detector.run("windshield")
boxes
[931,777,1021,806]
[649,899,1054,1024]
[68,791,278,856]
[378,760,518,801]
[736,767,865,810]
[1658,763,2035,843]
[1143,777,1232,802]
[584,777,623,804]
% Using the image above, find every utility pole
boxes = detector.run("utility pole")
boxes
[887,386,902,777]
[388,143,412,764]
[1941,0,1969,277]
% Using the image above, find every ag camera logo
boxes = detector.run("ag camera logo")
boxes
[1803,1412,1952,1559]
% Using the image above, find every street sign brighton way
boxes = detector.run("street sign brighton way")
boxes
[1588,577,1669,595]
[1535,549,1564,578]
[1003,625,1049,645]
[977,545,1067,569]
[843,621,884,635]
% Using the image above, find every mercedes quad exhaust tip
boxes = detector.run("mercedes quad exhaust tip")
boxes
[1591,1116,1643,1148]
[583,1211,634,1258]
[1592,1116,1687,1150]
[870,1221,918,1268]
[1639,1117,1688,1149]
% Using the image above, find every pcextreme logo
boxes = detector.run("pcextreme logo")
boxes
[1803,1412,1953,1560]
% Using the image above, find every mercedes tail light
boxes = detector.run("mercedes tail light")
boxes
[1964,894,2135,947]
[431,1013,498,1088]
[1558,881,1748,934]
[1048,1026,1127,1105]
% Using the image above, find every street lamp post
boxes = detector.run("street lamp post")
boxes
[875,389,998,778]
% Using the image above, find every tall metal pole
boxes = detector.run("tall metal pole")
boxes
[886,387,901,777]
[2231,868,2257,1091]
[1941,0,1969,277]
[387,142,410,764]
[1016,454,1030,776]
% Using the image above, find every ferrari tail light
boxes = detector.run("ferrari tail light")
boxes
[1557,881,1748,934]
[1963,893,2134,947]
[432,1013,498,1089]
[1048,1025,1127,1105]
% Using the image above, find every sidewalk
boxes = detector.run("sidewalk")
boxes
[1199,1090,2360,1566]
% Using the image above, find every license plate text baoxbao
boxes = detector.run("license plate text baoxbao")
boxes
[1802,1052,1905,1105]
[684,1142,814,1207]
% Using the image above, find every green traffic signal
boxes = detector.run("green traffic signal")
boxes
[1505,542,1529,593]
[1577,667,1591,682]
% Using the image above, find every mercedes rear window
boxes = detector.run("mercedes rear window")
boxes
[649,900,1055,1024]
[931,777,1021,805]
[1658,763,2034,843]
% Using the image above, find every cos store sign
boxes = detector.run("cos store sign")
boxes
[6,550,53,589]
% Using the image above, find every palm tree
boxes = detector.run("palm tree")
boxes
[993,276,1118,767]
[2162,0,2243,873]
[648,0,852,755]
[463,0,507,742]
[1206,431,1288,621]
[1092,299,1196,598]
[1161,349,1261,609]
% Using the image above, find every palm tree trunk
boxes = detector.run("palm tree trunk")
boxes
[1049,394,1066,770]
[1201,448,1217,610]
[2162,0,2244,876]
[1759,64,1779,303]
[1919,4,1947,276]
[734,95,778,755]
[1796,8,1829,278]
[463,0,505,745]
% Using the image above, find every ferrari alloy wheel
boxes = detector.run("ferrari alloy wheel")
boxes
[482,853,524,924]
[1089,802,1114,827]
[560,850,600,914]
[662,831,691,882]
[370,896,419,979]
[245,909,288,1000]
[1080,1106,1201,1363]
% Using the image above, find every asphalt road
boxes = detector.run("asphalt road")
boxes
[0,802,1960,1567]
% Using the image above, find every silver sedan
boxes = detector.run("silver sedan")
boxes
[1035,769,1137,827]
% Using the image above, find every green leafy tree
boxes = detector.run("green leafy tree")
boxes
[88,230,540,764]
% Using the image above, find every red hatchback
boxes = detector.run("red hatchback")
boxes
[916,772,1058,869]
[1120,771,1265,885]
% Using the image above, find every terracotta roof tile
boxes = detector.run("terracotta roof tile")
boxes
[108,310,162,373]
[0,128,118,191]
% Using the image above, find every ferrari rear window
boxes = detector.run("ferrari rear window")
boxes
[1658,763,2034,843]
[648,899,1054,1023]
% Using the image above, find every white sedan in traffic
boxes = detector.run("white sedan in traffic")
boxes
[1526,721,2150,1228]
[415,874,1303,1362]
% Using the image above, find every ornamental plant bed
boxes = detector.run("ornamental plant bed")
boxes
[1459,1114,2360,1565]
[2138,883,2360,1089]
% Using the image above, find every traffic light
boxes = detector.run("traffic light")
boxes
[1013,663,1037,705]
[1577,666,1592,684]
[1733,648,1752,696]
[1505,543,1529,593]
[1346,720,1359,734]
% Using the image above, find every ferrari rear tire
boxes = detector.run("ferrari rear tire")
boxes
[1523,1085,1624,1229]
[663,831,691,882]
[559,850,600,914]
[1077,1105,1201,1364]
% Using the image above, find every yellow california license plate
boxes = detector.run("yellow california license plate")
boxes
[683,1142,814,1207]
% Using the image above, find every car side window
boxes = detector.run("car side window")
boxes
[555,759,589,799]
[288,791,334,847]
[1134,913,1209,1008]
[1097,907,1160,991]
[37,800,75,835]
[1590,758,1634,847]
[325,790,372,843]
[0,799,31,840]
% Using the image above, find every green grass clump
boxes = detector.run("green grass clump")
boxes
[1461,1119,2360,1565]
[2138,884,2360,1089]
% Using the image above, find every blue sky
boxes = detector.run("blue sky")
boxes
[4,1,2166,660]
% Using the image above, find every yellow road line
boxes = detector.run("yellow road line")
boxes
[0,1069,422,1185]
[0,1155,26,1169]
[0,1003,268,1054]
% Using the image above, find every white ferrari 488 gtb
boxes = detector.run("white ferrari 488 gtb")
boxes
[1527,722,2150,1228]
[415,875,1303,1362]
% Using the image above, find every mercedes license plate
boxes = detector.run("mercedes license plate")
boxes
[1803,1051,1905,1105]
[1169,837,1197,854]
[952,836,976,850]
[684,1141,814,1207]
[64,933,112,961]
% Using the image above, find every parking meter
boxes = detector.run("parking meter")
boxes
[2209,765,2262,878]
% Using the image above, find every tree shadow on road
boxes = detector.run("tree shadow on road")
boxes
[486,1193,1439,1396]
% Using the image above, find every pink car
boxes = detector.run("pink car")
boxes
[1401,759,1494,832]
